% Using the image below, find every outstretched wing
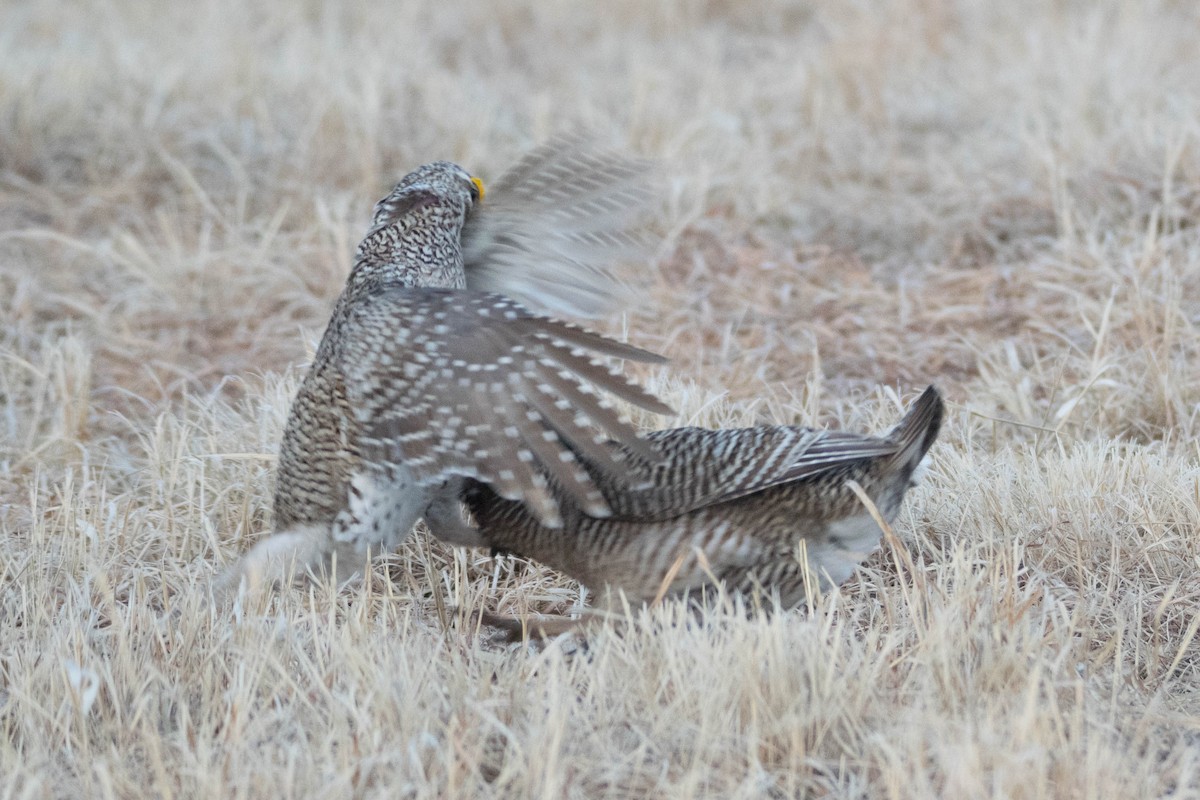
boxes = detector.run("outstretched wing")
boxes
[337,288,672,528]
[594,388,944,520]
[460,132,660,318]
[590,426,901,521]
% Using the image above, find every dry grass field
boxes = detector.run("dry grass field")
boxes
[4,0,1200,796]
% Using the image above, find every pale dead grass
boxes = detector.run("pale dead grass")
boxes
[4,0,1200,796]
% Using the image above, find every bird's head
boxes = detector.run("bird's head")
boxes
[369,161,484,233]
[351,161,486,291]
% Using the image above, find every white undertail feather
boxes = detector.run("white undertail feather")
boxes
[910,454,933,486]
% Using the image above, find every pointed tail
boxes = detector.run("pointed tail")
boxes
[885,385,944,472]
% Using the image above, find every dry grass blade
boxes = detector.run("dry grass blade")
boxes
[652,551,689,608]
[847,478,929,631]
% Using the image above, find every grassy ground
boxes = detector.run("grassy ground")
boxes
[4,0,1200,796]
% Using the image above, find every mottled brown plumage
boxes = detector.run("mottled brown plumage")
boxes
[219,139,671,594]
[439,386,943,621]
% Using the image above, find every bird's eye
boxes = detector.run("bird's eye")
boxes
[469,176,485,202]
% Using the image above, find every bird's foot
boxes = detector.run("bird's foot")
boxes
[452,607,596,643]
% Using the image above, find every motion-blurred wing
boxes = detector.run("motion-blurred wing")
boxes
[461,132,660,318]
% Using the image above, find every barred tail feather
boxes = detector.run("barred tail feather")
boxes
[885,386,944,472]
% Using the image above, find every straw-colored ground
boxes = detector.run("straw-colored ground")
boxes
[4,1,1200,796]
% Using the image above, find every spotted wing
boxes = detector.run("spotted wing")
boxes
[337,288,672,528]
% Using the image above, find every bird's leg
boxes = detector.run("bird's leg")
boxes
[422,491,488,548]
[213,524,338,602]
